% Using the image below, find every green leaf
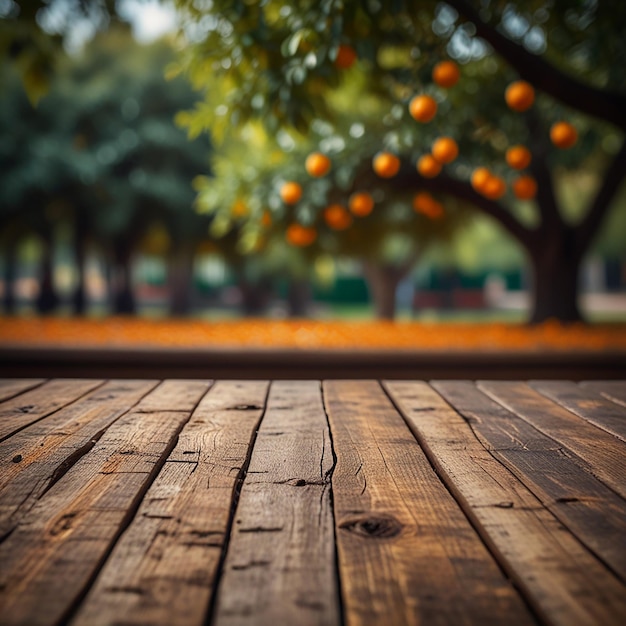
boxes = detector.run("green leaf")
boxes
[303,51,318,68]
[281,31,303,57]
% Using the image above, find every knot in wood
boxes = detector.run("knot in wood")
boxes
[339,514,402,539]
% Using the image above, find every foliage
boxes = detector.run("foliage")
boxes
[172,0,626,322]
[191,74,469,267]
[0,24,212,252]
[0,0,121,103]
[171,0,625,129]
[4,0,625,321]
[183,36,475,293]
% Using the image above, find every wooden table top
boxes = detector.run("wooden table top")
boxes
[0,378,624,626]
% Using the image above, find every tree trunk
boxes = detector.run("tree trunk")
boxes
[36,230,58,314]
[527,232,583,324]
[72,216,88,315]
[362,261,404,321]
[2,243,17,315]
[168,243,194,317]
[439,267,458,310]
[112,239,136,315]
[239,278,272,316]
[287,278,311,318]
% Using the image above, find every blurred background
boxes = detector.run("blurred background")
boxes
[1,0,625,328]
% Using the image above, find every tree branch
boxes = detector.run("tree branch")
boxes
[446,0,626,130]
[394,164,536,250]
[397,246,423,276]
[524,108,563,230]
[575,139,626,256]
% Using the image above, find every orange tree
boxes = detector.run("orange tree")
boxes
[190,73,469,319]
[172,0,626,323]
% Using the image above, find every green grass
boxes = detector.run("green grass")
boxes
[315,304,528,323]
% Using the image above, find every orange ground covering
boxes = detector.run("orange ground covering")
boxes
[1,317,625,352]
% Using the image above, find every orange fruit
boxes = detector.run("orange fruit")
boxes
[335,44,357,69]
[231,199,248,218]
[505,145,532,170]
[417,154,442,178]
[470,167,491,193]
[305,152,331,177]
[409,94,437,123]
[348,192,375,217]
[412,192,444,219]
[432,137,459,164]
[286,223,316,247]
[373,152,401,178]
[505,80,535,112]
[550,121,578,149]
[324,204,352,230]
[482,175,507,200]
[280,181,303,204]
[432,60,460,88]
[260,211,272,228]
[512,175,537,199]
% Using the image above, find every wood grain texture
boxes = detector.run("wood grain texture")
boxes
[325,380,533,626]
[0,379,103,442]
[0,380,209,626]
[72,380,267,626]
[213,381,340,626]
[0,380,159,539]
[422,381,626,617]
[0,379,46,402]
[128,379,212,413]
[1,378,625,626]
[431,380,626,581]
[580,380,626,408]
[479,381,626,500]
[531,380,626,442]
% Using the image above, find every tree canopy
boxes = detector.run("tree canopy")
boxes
[0,22,212,313]
[3,0,625,321]
[171,0,626,322]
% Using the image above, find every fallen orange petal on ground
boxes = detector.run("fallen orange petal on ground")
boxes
[0,318,624,352]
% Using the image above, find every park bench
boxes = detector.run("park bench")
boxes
[0,377,624,625]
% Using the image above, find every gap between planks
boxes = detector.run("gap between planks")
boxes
[0,379,47,403]
[2,379,626,626]
[0,379,162,542]
[325,380,536,626]
[210,381,339,626]
[0,379,105,442]
[530,380,626,442]
[478,380,626,501]
[0,380,212,626]
[385,380,626,626]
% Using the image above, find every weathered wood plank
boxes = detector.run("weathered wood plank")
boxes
[0,379,46,402]
[0,379,103,442]
[213,381,340,626]
[0,380,209,626]
[0,380,160,539]
[479,381,626,500]
[426,381,626,588]
[72,380,267,626]
[580,380,626,409]
[531,380,626,442]
[392,381,626,626]
[129,379,212,413]
[324,380,534,626]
